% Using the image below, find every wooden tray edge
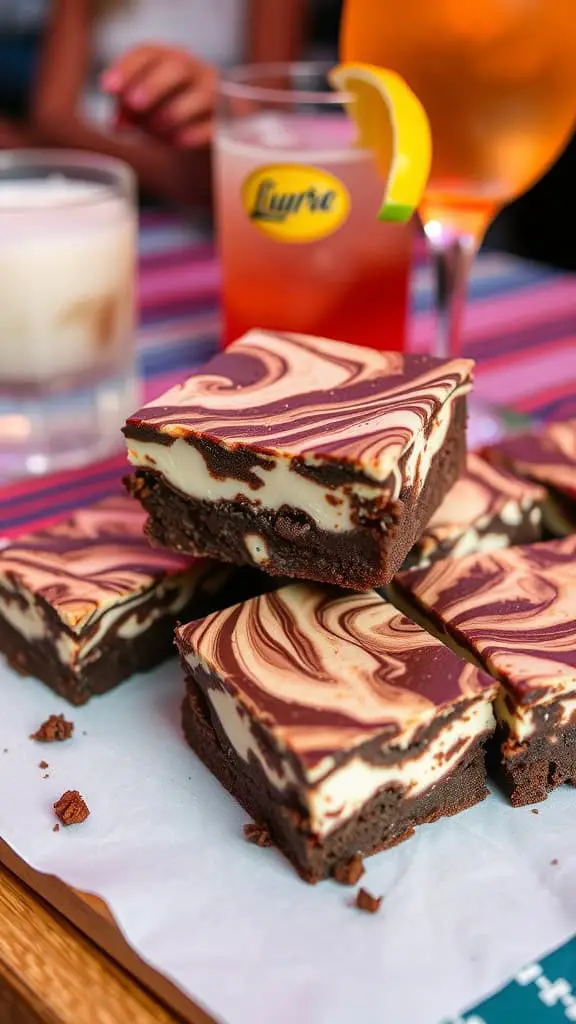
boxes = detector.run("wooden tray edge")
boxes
[0,838,217,1024]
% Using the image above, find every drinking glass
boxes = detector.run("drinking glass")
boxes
[215,61,413,350]
[341,0,576,442]
[0,151,138,481]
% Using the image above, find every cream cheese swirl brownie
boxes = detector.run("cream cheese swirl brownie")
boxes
[0,495,235,705]
[124,330,473,590]
[395,537,576,807]
[404,453,544,569]
[176,584,496,881]
[483,419,576,536]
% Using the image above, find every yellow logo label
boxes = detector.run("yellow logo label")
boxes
[242,164,350,244]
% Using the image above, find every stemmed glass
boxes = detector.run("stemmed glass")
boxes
[341,0,576,444]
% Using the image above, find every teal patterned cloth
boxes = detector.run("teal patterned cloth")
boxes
[444,938,576,1023]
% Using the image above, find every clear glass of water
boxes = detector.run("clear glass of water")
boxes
[0,151,139,481]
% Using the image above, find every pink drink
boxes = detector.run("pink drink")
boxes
[216,110,413,349]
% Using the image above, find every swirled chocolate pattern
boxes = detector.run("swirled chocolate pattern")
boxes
[484,419,576,501]
[0,494,197,632]
[428,453,544,530]
[125,330,472,482]
[177,584,495,769]
[409,453,544,566]
[397,536,576,706]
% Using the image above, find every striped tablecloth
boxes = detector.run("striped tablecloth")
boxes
[1,211,576,1023]
[2,212,575,542]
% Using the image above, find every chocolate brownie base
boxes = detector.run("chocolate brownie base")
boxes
[0,608,189,706]
[488,715,576,807]
[127,399,467,591]
[182,675,491,883]
[0,583,222,705]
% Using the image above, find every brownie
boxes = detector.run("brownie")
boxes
[483,419,576,537]
[31,714,74,742]
[54,790,90,826]
[176,584,497,882]
[355,888,382,913]
[395,537,576,806]
[403,452,544,569]
[124,329,473,590]
[0,495,238,705]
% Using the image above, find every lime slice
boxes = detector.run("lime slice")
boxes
[329,63,432,222]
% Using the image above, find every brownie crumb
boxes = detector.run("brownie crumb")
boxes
[38,760,49,770]
[31,714,74,743]
[531,808,539,815]
[551,858,559,866]
[53,790,89,826]
[355,888,382,914]
[52,824,60,833]
[333,855,365,886]
[42,774,49,779]
[243,823,272,847]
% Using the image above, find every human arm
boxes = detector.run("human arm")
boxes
[100,0,309,149]
[101,45,216,148]
[32,0,211,206]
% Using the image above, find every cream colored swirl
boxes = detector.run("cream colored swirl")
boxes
[178,584,494,768]
[397,536,576,706]
[426,453,544,538]
[0,495,200,632]
[126,330,473,483]
[486,421,576,500]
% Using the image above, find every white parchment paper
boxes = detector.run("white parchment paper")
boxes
[1,660,575,1024]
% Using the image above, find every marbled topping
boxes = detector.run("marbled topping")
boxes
[0,495,199,632]
[177,584,495,770]
[423,452,544,543]
[397,536,576,706]
[484,420,576,500]
[125,330,473,483]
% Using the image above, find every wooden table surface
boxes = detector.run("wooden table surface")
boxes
[0,863,185,1024]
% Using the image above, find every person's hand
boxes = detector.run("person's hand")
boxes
[101,44,217,147]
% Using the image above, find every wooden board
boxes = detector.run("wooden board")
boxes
[0,840,215,1024]
[0,863,185,1024]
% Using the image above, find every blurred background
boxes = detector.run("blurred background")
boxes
[1,0,572,268]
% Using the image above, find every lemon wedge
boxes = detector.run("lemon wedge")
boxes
[329,63,432,222]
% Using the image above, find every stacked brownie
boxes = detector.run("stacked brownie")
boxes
[123,329,473,589]
[176,584,497,881]
[483,419,576,537]
[0,495,242,704]
[395,536,576,807]
[5,328,574,882]
[122,329,508,879]
[121,331,576,877]
[404,452,544,569]
[391,418,576,811]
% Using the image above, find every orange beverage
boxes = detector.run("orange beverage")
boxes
[215,63,412,349]
[341,0,576,242]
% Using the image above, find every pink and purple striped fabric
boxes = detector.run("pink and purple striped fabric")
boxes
[0,211,575,540]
